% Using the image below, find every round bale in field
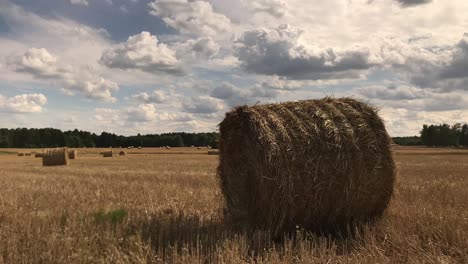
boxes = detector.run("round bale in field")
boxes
[218,97,395,236]
[102,151,113,157]
[17,152,25,157]
[35,152,44,158]
[68,150,78,159]
[43,148,69,166]
[119,151,126,156]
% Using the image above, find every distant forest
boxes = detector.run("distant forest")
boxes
[393,124,468,147]
[1,123,468,148]
[0,128,218,148]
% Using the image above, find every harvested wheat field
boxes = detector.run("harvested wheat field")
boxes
[0,147,467,263]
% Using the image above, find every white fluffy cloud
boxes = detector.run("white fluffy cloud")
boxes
[100,31,183,75]
[0,93,47,113]
[9,48,119,102]
[148,0,232,37]
[126,103,158,122]
[243,0,287,17]
[174,37,220,60]
[132,90,167,104]
[234,24,374,80]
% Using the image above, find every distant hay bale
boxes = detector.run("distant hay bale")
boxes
[165,146,171,149]
[35,152,44,158]
[198,147,202,150]
[17,152,25,157]
[138,146,142,149]
[119,151,126,156]
[69,150,78,159]
[208,149,219,155]
[25,153,31,156]
[43,148,69,166]
[218,97,396,236]
[102,151,113,157]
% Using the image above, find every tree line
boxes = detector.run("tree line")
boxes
[392,123,468,147]
[0,128,219,148]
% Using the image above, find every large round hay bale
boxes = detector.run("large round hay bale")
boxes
[218,97,395,236]
[68,150,78,159]
[43,148,69,166]
[102,151,113,157]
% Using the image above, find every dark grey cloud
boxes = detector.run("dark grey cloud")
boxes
[395,0,432,7]
[234,25,374,80]
[397,35,468,92]
[357,85,468,112]
[210,81,281,107]
[182,96,224,114]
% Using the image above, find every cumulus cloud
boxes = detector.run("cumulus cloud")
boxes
[234,24,374,80]
[10,48,63,78]
[132,90,167,104]
[182,96,224,114]
[395,0,432,7]
[9,48,119,102]
[126,104,158,122]
[100,31,183,75]
[174,37,220,60]
[243,0,287,17]
[148,0,232,36]
[70,0,89,6]
[0,93,47,113]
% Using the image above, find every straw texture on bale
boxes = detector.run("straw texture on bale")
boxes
[43,148,69,166]
[119,151,126,156]
[102,151,113,157]
[68,150,78,159]
[218,97,395,236]
[35,152,44,158]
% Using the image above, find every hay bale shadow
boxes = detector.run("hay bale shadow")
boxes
[123,211,372,262]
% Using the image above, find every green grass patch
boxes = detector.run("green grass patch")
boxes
[94,208,128,226]
[0,151,16,155]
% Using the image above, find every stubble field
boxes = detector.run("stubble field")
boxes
[0,147,467,263]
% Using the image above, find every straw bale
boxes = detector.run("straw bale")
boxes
[217,97,395,236]
[119,151,126,156]
[68,150,78,159]
[102,151,113,157]
[43,148,69,166]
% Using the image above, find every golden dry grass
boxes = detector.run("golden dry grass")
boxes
[0,147,467,263]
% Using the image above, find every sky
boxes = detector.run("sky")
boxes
[0,0,467,136]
